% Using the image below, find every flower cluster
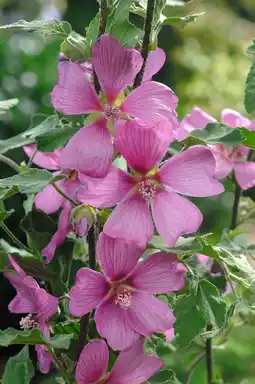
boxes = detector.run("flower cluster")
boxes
[8,34,231,381]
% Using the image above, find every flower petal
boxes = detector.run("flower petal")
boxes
[152,190,203,246]
[51,61,102,115]
[76,339,109,384]
[35,180,65,214]
[69,268,108,317]
[95,300,140,350]
[142,48,166,83]
[104,196,154,249]
[8,293,38,314]
[128,293,175,336]
[35,345,52,374]
[121,81,179,128]
[97,232,142,281]
[59,120,113,178]
[234,161,255,190]
[208,145,234,179]
[24,145,61,169]
[197,254,209,265]
[129,252,186,293]
[115,118,173,173]
[110,339,164,384]
[42,205,72,263]
[158,146,224,197]
[221,108,251,128]
[92,34,143,103]
[77,166,133,208]
[176,106,216,141]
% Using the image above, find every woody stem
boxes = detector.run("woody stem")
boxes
[134,0,156,88]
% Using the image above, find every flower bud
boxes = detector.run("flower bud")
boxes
[71,205,96,238]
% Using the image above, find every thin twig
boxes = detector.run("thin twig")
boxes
[134,0,156,88]
[0,154,20,173]
[0,222,30,252]
[205,324,213,384]
[185,352,205,384]
[52,183,78,207]
[50,348,72,384]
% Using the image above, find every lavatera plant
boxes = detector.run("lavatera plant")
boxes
[0,1,255,383]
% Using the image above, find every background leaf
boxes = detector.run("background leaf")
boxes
[0,19,71,38]
[0,98,19,115]
[245,61,255,113]
[2,346,34,384]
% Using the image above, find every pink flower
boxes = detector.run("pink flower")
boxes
[165,328,175,344]
[78,119,224,248]
[5,255,58,324]
[69,233,186,350]
[176,107,255,190]
[24,145,84,263]
[76,338,164,384]
[51,35,178,178]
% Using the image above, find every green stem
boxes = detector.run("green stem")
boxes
[52,183,78,207]
[76,224,98,358]
[231,182,241,230]
[134,0,156,88]
[205,324,213,384]
[0,222,30,252]
[27,147,37,169]
[0,154,20,173]
[185,352,205,384]
[50,348,72,384]
[94,0,108,94]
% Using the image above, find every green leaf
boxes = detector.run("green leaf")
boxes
[191,123,243,147]
[110,19,144,47]
[2,346,34,384]
[0,328,73,349]
[10,253,56,282]
[197,280,227,329]
[36,124,79,152]
[0,19,71,38]
[0,247,9,270]
[0,98,19,115]
[148,235,201,254]
[149,369,182,383]
[245,61,255,114]
[61,31,88,61]
[0,115,59,155]
[53,320,80,339]
[0,186,19,200]
[0,169,65,195]
[240,127,255,149]
[41,377,65,384]
[85,12,100,51]
[21,209,57,253]
[0,207,14,221]
[174,292,206,348]
[163,12,205,28]
[246,40,255,56]
[106,0,143,47]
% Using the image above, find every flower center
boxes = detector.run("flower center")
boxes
[138,179,157,200]
[104,105,120,120]
[20,314,39,330]
[114,288,132,309]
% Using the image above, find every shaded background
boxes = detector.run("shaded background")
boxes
[0,0,255,382]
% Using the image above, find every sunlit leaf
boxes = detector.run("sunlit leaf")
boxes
[0,98,19,115]
[0,19,71,38]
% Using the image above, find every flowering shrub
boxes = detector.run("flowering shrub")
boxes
[0,1,255,383]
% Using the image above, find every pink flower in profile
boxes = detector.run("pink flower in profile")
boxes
[5,256,58,373]
[69,233,186,350]
[51,34,178,177]
[24,145,85,263]
[5,255,58,324]
[76,338,164,384]
[176,107,255,190]
[165,328,175,344]
[78,119,224,248]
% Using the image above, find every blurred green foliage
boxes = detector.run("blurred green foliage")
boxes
[0,0,255,383]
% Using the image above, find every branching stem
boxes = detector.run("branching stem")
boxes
[0,154,20,173]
